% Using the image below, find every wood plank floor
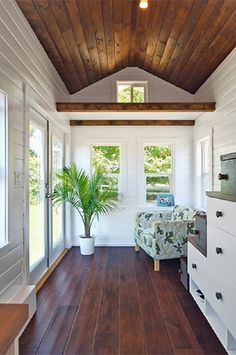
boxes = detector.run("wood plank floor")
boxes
[19,247,226,355]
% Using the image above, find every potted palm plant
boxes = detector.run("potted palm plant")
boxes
[52,164,120,255]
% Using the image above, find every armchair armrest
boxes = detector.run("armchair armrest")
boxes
[152,219,195,234]
[150,219,196,259]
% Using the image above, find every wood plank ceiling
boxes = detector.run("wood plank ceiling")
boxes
[16,0,236,95]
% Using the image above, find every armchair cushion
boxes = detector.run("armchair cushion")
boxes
[135,211,172,229]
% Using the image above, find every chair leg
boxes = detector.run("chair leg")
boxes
[135,244,140,252]
[154,260,160,271]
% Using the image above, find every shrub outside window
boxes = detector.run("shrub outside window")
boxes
[144,145,173,204]
[92,145,120,194]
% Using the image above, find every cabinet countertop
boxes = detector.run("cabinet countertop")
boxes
[206,191,236,202]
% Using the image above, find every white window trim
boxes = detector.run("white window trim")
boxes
[137,139,175,208]
[116,81,148,103]
[50,131,65,253]
[0,89,8,250]
[195,132,212,211]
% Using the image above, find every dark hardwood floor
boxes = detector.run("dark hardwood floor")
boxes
[19,247,226,355]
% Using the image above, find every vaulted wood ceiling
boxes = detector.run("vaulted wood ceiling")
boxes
[16,0,236,95]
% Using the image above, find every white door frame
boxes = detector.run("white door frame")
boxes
[48,125,65,264]
[28,108,49,285]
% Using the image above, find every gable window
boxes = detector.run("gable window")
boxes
[144,145,173,204]
[196,137,210,210]
[117,81,147,103]
[92,145,120,193]
[0,90,7,247]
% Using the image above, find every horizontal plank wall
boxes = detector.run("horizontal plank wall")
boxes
[0,0,69,298]
[194,47,236,196]
[71,126,194,246]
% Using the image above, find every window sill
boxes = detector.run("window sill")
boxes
[137,205,174,210]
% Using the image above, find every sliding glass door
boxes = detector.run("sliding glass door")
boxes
[29,111,65,283]
[49,131,64,262]
[29,112,48,283]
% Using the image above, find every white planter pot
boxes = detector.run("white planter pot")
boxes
[79,236,95,255]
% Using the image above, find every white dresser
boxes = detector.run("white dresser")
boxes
[188,193,236,354]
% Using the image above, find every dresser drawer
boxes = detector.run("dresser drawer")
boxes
[207,197,236,236]
[205,265,236,339]
[188,242,236,338]
[188,242,208,291]
[208,224,236,285]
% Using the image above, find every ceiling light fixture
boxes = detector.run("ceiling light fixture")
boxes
[139,0,148,9]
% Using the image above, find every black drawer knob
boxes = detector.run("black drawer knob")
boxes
[192,263,197,269]
[215,247,223,254]
[215,292,222,300]
[216,211,223,218]
[218,173,228,181]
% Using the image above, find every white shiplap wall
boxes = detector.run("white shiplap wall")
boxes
[194,48,236,195]
[0,0,69,298]
[71,126,194,246]
[70,67,194,102]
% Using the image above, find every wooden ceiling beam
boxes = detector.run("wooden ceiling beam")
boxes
[56,102,215,112]
[70,120,195,126]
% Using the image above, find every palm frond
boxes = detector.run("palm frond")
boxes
[51,164,121,237]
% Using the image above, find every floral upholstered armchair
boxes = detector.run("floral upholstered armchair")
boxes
[134,205,205,271]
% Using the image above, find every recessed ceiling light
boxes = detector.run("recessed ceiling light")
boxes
[139,0,148,9]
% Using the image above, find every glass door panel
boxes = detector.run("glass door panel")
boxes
[28,112,66,283]
[29,119,47,273]
[52,135,63,248]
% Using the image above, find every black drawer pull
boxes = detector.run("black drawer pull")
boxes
[192,263,197,269]
[215,247,223,254]
[216,211,223,218]
[215,292,222,300]
[218,173,228,181]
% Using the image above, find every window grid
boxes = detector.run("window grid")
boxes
[116,81,147,103]
[144,144,173,205]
